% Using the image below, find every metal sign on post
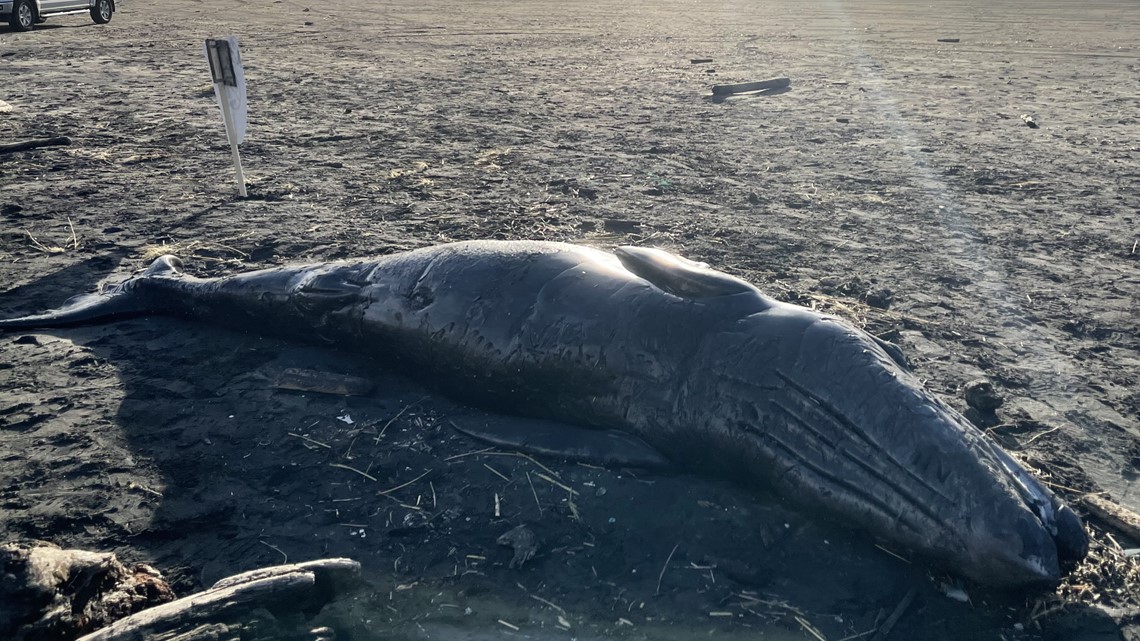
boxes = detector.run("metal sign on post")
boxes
[205,36,248,197]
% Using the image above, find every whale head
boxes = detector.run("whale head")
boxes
[692,304,1088,587]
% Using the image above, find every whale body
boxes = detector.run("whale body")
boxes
[0,240,1088,586]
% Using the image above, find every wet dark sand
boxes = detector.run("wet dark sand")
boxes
[1,1,1139,639]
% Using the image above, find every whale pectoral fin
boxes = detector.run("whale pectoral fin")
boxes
[294,269,366,314]
[614,246,756,299]
[449,415,671,469]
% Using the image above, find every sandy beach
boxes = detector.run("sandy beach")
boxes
[2,1,1138,638]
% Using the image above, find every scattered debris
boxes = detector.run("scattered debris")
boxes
[939,582,970,603]
[497,524,538,568]
[288,431,332,449]
[655,543,680,595]
[259,540,289,563]
[25,232,64,254]
[712,77,791,97]
[329,462,376,481]
[795,615,828,641]
[121,152,169,166]
[273,368,374,396]
[1021,114,1039,128]
[963,379,1003,413]
[547,177,598,200]
[139,237,250,262]
[378,469,433,496]
[386,161,430,179]
[373,401,422,443]
[475,147,512,170]
[0,136,71,154]
[529,593,567,617]
[485,463,511,483]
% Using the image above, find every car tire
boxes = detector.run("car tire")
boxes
[9,0,35,31]
[90,0,113,24]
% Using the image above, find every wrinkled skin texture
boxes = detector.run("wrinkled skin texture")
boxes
[0,240,1088,587]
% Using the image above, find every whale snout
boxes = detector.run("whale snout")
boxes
[942,437,1089,587]
[960,507,1062,587]
[978,438,1089,580]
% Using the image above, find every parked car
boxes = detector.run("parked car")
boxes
[1,0,114,32]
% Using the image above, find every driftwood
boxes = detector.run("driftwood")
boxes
[712,77,790,96]
[1,545,359,641]
[0,136,72,154]
[1082,495,1140,543]
[273,368,374,396]
[76,558,361,641]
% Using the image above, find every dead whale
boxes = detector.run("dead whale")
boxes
[0,240,1088,586]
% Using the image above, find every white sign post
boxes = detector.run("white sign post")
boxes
[205,37,248,197]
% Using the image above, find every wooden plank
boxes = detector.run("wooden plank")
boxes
[712,77,790,96]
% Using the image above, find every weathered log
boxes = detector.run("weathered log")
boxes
[211,558,362,598]
[1082,495,1140,543]
[76,559,361,641]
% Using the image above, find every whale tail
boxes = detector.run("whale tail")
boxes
[0,256,183,331]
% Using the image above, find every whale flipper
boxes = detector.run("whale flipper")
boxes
[0,256,183,331]
[449,414,671,469]
[614,246,757,299]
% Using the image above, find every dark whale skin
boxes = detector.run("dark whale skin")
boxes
[0,240,1088,587]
